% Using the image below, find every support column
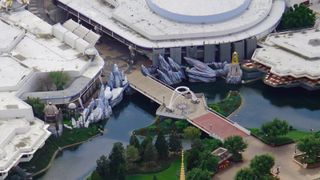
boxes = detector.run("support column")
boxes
[152,48,165,66]
[186,46,197,59]
[170,47,182,64]
[219,43,231,62]
[204,44,216,63]
[232,40,245,61]
[245,38,257,59]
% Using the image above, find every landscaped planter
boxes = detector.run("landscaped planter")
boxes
[293,154,320,169]
[250,132,294,147]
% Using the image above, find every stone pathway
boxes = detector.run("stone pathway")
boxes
[215,136,320,180]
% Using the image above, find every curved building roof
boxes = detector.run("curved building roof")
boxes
[145,0,251,24]
[57,0,286,48]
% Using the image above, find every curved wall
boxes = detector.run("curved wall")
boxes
[145,0,252,24]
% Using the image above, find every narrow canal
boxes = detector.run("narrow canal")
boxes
[40,80,320,180]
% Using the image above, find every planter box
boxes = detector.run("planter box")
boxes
[293,154,320,169]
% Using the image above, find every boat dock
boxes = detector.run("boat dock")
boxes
[127,71,250,140]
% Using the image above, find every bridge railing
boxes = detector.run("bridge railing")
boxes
[147,75,175,91]
[129,83,162,104]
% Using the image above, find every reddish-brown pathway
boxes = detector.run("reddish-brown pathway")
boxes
[192,112,248,139]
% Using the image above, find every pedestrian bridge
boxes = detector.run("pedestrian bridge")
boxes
[127,71,250,140]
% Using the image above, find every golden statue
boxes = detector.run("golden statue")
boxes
[180,150,185,180]
[232,51,239,65]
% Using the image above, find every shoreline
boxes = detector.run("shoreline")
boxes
[31,129,104,178]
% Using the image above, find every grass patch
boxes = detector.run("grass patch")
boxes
[250,128,313,146]
[88,158,182,180]
[63,119,72,127]
[250,128,293,146]
[126,158,181,180]
[286,130,314,142]
[133,118,189,136]
[19,138,58,176]
[208,91,241,117]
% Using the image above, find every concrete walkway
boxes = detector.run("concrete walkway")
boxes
[215,136,320,180]
[127,70,249,140]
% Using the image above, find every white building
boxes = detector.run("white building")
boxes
[0,9,104,179]
[55,0,286,64]
[252,28,320,90]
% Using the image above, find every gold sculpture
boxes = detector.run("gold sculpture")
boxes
[180,150,185,180]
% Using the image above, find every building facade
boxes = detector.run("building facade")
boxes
[54,0,286,64]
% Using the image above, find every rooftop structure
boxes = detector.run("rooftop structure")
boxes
[56,0,285,64]
[2,10,104,105]
[0,9,104,179]
[252,28,320,90]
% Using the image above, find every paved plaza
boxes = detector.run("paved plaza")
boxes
[215,136,320,180]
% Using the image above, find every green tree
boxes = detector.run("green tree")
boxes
[175,120,189,132]
[183,126,201,141]
[48,71,70,90]
[297,136,320,164]
[153,175,158,180]
[129,134,140,150]
[202,138,222,151]
[126,145,140,163]
[25,97,45,119]
[223,136,248,162]
[143,142,158,162]
[169,131,182,153]
[139,136,152,157]
[186,168,211,180]
[109,142,126,180]
[278,4,316,30]
[235,168,256,180]
[155,131,169,159]
[191,139,204,151]
[199,151,219,172]
[250,154,274,177]
[186,147,201,171]
[261,119,289,140]
[96,155,110,178]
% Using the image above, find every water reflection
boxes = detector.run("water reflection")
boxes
[40,80,320,179]
[40,94,157,180]
[187,80,320,130]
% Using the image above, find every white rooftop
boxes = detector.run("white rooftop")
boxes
[57,0,285,48]
[0,10,103,178]
[0,20,23,53]
[253,29,320,79]
[0,56,32,92]
[0,118,50,174]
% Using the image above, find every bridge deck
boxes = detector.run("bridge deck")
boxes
[127,71,249,140]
